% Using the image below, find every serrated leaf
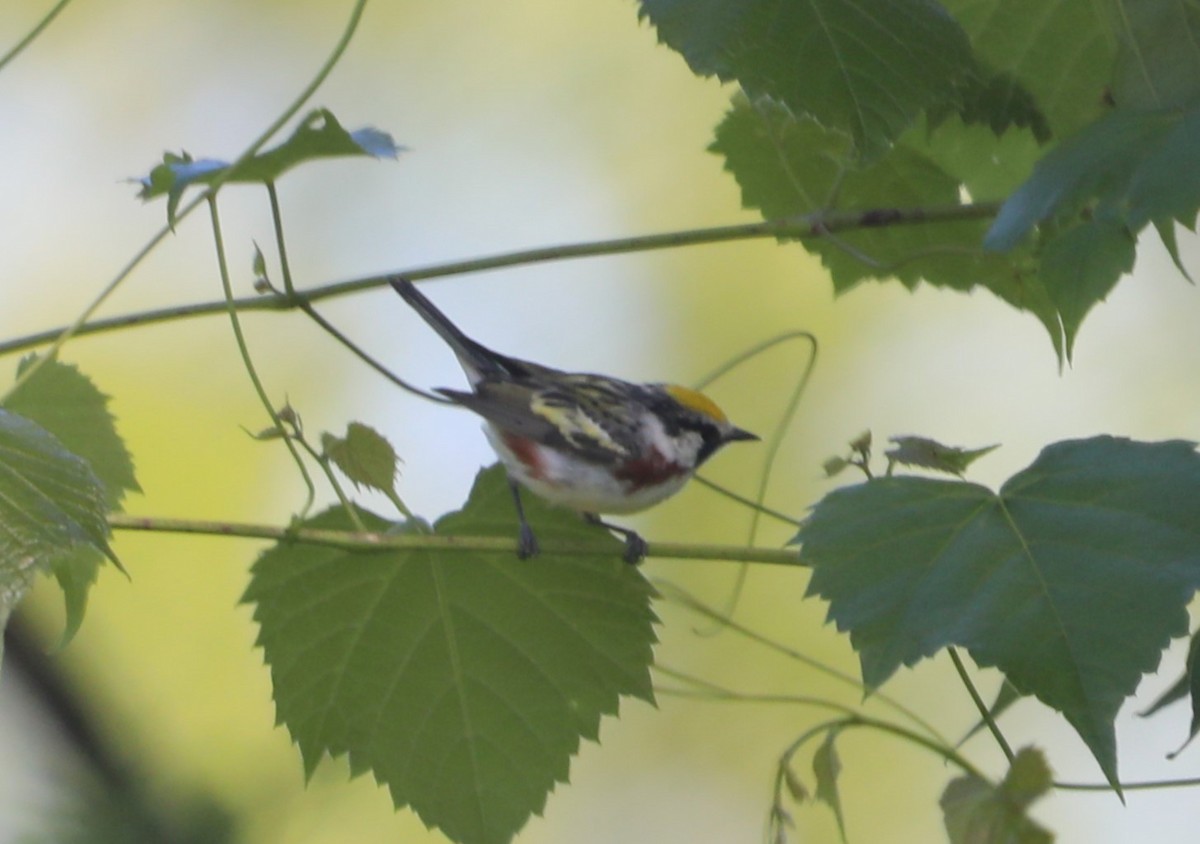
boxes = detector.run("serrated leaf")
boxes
[5,355,139,639]
[1125,106,1200,231]
[711,97,1058,350]
[711,96,973,290]
[944,0,1116,138]
[813,729,847,842]
[1038,219,1136,358]
[984,109,1179,252]
[135,108,404,224]
[7,356,139,509]
[244,465,657,844]
[799,436,1200,789]
[322,422,400,497]
[0,409,117,639]
[914,115,1044,202]
[1139,628,1200,756]
[886,437,998,477]
[51,546,102,649]
[941,747,1053,844]
[640,0,976,159]
[1153,219,1194,283]
[1110,0,1200,110]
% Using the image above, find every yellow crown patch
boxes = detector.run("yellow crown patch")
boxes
[665,384,728,423]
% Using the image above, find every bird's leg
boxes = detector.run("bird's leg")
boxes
[507,477,540,559]
[583,513,648,565]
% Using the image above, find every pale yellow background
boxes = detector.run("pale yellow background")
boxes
[1,1,1199,842]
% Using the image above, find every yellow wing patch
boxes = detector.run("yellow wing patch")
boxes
[665,384,728,423]
[530,392,627,454]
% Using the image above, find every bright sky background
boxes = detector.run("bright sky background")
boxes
[1,1,1199,843]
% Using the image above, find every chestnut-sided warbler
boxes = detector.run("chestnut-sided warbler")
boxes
[391,277,757,562]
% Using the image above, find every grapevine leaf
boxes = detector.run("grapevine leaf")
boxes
[322,422,400,498]
[0,409,117,646]
[984,109,1179,252]
[885,437,998,477]
[135,108,404,224]
[244,465,657,844]
[813,729,847,842]
[6,355,139,640]
[1111,0,1200,110]
[943,0,1116,138]
[638,0,977,159]
[1038,218,1136,358]
[1153,220,1194,284]
[941,747,1053,844]
[7,355,139,508]
[799,436,1200,788]
[711,97,1059,351]
[1139,629,1200,756]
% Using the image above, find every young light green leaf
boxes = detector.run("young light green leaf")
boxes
[51,546,102,649]
[243,465,657,844]
[885,437,999,477]
[813,729,847,842]
[7,355,140,509]
[941,747,1053,844]
[322,422,400,497]
[639,0,977,159]
[799,436,1200,790]
[5,355,139,640]
[135,108,405,224]
[0,409,118,626]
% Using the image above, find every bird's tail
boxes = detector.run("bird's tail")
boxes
[390,277,503,382]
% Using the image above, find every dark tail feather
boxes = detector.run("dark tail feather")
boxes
[390,277,501,379]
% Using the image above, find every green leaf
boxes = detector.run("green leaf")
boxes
[51,546,102,649]
[322,422,400,498]
[1111,0,1200,110]
[711,96,961,291]
[0,409,117,643]
[244,465,657,844]
[1125,106,1200,230]
[5,355,139,640]
[984,109,1179,252]
[712,97,1059,350]
[1139,629,1200,756]
[799,436,1200,789]
[914,115,1044,202]
[930,69,1051,143]
[944,0,1116,138]
[7,355,140,508]
[941,747,1054,844]
[1153,220,1194,284]
[135,108,404,224]
[639,0,977,159]
[813,729,847,842]
[885,437,998,477]
[1038,219,1136,358]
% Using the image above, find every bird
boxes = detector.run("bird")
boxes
[391,277,758,563]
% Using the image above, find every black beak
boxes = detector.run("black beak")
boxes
[726,426,760,443]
